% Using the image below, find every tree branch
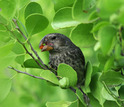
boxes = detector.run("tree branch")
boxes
[5,25,46,70]
[12,19,48,70]
[8,66,45,80]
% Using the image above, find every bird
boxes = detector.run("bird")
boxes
[39,33,85,85]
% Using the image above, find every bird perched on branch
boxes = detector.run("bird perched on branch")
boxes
[39,33,85,85]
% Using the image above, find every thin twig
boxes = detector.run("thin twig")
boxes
[78,86,90,106]
[70,87,76,93]
[12,19,48,70]
[4,25,46,70]
[8,66,45,80]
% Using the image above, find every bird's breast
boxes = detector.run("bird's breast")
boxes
[49,49,83,70]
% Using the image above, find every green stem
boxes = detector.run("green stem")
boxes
[102,81,124,106]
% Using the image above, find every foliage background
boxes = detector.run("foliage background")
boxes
[0,0,124,107]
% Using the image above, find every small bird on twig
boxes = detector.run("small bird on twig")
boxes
[39,33,85,85]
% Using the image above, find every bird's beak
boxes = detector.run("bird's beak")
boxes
[39,37,53,52]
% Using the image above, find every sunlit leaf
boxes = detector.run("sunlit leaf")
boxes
[0,79,12,102]
[90,73,105,106]
[38,0,55,21]
[25,13,49,35]
[0,15,7,24]
[72,0,96,23]
[118,6,124,26]
[57,63,77,86]
[0,0,17,20]
[0,52,16,70]
[98,25,117,55]
[85,61,93,88]
[97,0,124,18]
[0,31,11,45]
[40,70,59,85]
[52,0,75,11]
[59,77,69,89]
[25,2,43,19]
[76,89,86,106]
[46,100,72,107]
[52,7,80,29]
[0,43,14,58]
[100,71,124,86]
[104,56,114,72]
[88,94,101,107]
[18,0,30,9]
[91,21,109,33]
[70,23,96,47]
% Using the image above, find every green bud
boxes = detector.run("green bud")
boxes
[59,77,69,89]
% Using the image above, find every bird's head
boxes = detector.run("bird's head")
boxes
[39,33,75,53]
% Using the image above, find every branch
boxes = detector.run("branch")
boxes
[4,25,46,70]
[8,66,45,80]
[78,86,90,106]
[12,19,48,70]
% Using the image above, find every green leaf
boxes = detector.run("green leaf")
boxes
[38,0,55,22]
[0,79,12,102]
[25,2,43,19]
[0,24,6,31]
[0,0,17,20]
[12,42,25,54]
[57,63,77,87]
[98,25,117,55]
[12,42,25,64]
[97,0,124,18]
[0,15,7,24]
[115,57,124,68]
[15,55,25,65]
[90,73,105,106]
[52,7,80,29]
[118,6,124,25]
[104,56,114,72]
[20,95,34,104]
[82,0,96,10]
[59,77,70,89]
[98,53,108,66]
[0,31,11,45]
[85,61,93,88]
[114,44,122,59]
[0,52,16,70]
[76,89,86,106]
[18,0,30,9]
[100,71,124,86]
[52,0,75,11]
[25,13,49,35]
[0,43,14,58]
[101,86,116,101]
[70,23,96,47]
[104,101,119,107]
[23,59,41,68]
[88,11,99,22]
[88,94,101,107]
[40,70,59,85]
[91,21,109,33]
[72,0,97,23]
[118,85,124,99]
[46,100,72,107]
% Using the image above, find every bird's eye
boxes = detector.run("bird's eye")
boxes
[51,36,56,40]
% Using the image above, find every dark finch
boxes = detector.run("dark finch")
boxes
[39,33,85,84]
